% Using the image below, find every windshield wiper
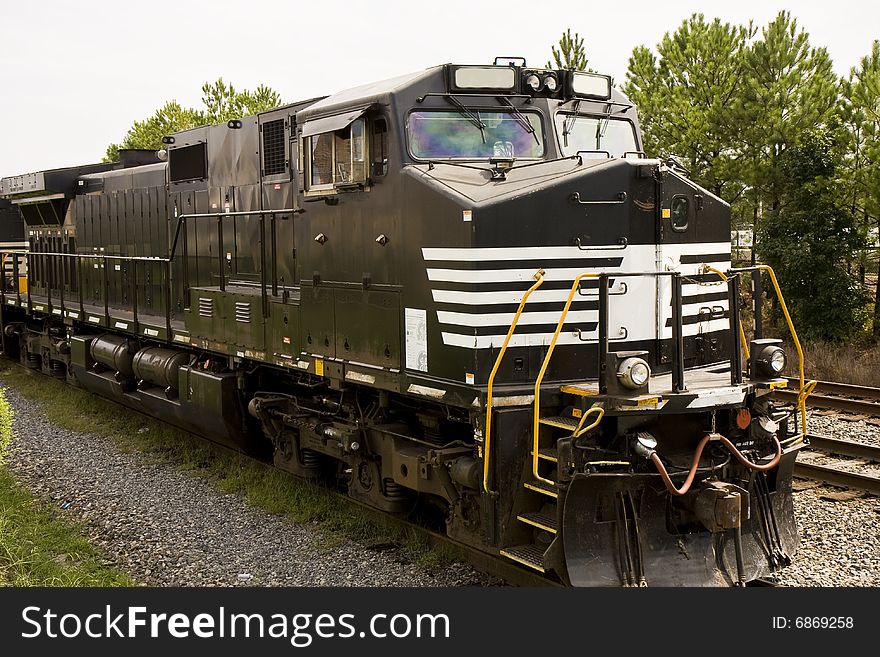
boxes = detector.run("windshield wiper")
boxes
[497,97,539,145]
[595,102,613,147]
[443,95,487,143]
[562,99,582,148]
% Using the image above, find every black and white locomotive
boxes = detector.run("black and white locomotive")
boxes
[0,60,809,586]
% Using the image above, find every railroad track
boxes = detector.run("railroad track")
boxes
[775,378,880,416]
[795,433,880,496]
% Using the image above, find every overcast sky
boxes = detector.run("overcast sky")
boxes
[0,0,876,177]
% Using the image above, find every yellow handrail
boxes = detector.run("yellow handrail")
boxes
[704,265,750,361]
[532,272,600,485]
[482,269,545,495]
[573,405,604,438]
[755,265,816,436]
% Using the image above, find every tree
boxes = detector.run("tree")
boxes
[104,78,282,162]
[736,11,840,262]
[623,14,751,201]
[758,130,868,341]
[200,78,282,124]
[547,29,590,71]
[841,41,880,335]
[104,101,204,163]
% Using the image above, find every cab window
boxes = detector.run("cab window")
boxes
[371,118,388,177]
[407,110,544,160]
[671,195,689,231]
[306,118,367,192]
[554,114,638,158]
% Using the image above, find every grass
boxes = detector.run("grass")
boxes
[784,340,880,387]
[0,385,134,586]
[0,361,463,575]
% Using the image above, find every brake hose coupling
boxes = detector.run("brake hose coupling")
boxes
[631,432,658,459]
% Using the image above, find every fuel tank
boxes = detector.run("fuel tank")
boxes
[132,347,190,390]
[89,333,135,378]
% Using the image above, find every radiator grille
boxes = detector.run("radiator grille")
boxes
[262,119,286,176]
[234,302,251,324]
[198,297,213,318]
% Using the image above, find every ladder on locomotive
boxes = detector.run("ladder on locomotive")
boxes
[500,384,606,573]
[485,270,608,574]
[499,400,578,572]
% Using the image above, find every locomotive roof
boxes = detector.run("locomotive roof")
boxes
[296,67,439,123]
[293,64,639,131]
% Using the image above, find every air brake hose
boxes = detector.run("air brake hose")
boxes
[649,433,783,497]
[649,435,711,496]
[717,434,782,472]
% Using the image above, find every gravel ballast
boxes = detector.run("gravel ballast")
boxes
[763,411,880,586]
[3,377,879,587]
[1,383,488,587]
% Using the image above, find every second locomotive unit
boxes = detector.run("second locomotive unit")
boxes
[0,59,810,586]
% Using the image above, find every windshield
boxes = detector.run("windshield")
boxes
[408,110,544,160]
[555,114,638,158]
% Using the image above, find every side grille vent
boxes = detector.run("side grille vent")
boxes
[235,302,251,324]
[198,297,213,318]
[262,119,286,176]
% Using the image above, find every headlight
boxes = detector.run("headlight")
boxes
[525,73,542,91]
[543,74,558,92]
[618,357,651,390]
[756,345,786,376]
[769,349,786,373]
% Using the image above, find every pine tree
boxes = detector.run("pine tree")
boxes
[758,130,868,341]
[622,14,750,201]
[737,11,840,254]
[841,41,880,335]
[104,79,282,162]
[547,29,590,71]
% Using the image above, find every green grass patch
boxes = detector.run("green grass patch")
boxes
[0,385,134,586]
[0,362,464,573]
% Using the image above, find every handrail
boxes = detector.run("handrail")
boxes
[703,265,750,361]
[3,207,295,327]
[176,209,291,312]
[483,269,545,496]
[731,264,816,436]
[532,271,600,485]
[4,249,163,329]
[573,405,604,438]
[12,251,170,262]
[531,270,690,485]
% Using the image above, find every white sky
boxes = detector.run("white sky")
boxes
[0,0,876,177]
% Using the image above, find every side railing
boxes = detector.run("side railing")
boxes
[727,264,816,439]
[482,269,692,492]
[483,264,813,492]
[1,249,174,337]
[174,209,293,319]
[530,271,689,484]
[0,208,293,334]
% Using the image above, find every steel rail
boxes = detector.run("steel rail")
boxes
[783,377,880,401]
[794,432,880,495]
[805,433,880,463]
[773,389,880,416]
[793,462,880,496]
